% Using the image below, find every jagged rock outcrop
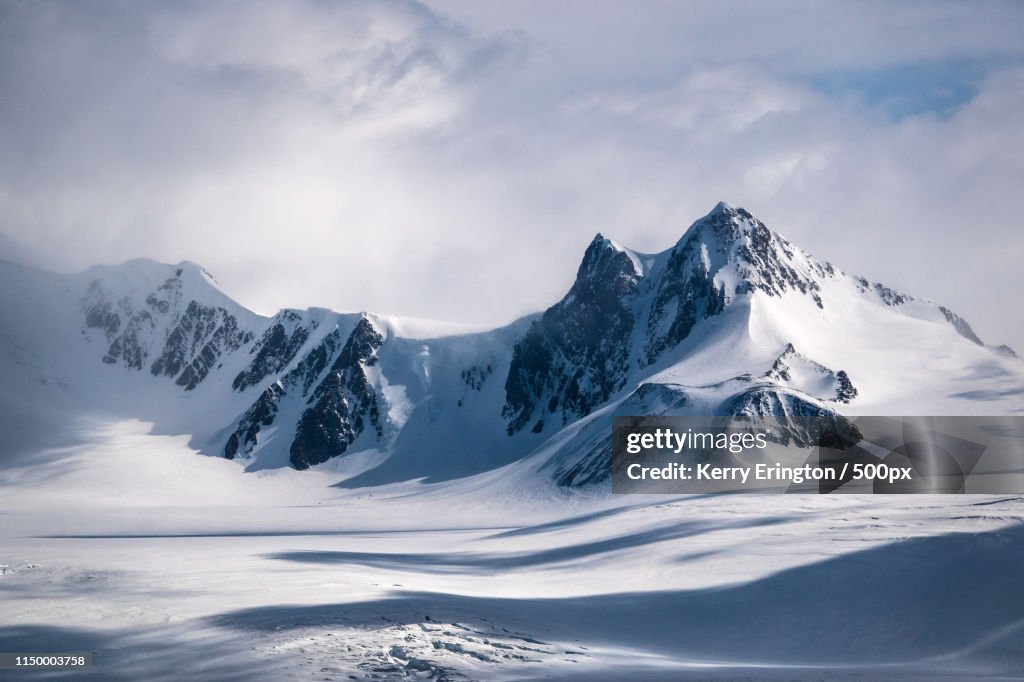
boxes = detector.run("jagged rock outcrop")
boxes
[220,323,348,456]
[503,235,642,434]
[225,382,284,459]
[152,300,252,390]
[834,370,858,403]
[644,205,836,368]
[232,310,312,391]
[993,345,1018,359]
[938,306,983,346]
[289,317,386,469]
[643,229,727,364]
[726,386,862,449]
[502,203,847,437]
[82,266,253,387]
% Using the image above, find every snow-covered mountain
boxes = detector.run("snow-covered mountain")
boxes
[2,202,1021,487]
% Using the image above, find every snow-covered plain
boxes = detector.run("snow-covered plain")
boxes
[3,419,1024,681]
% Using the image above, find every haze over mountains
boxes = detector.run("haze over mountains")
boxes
[2,202,1021,487]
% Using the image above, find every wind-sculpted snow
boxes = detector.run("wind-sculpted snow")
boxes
[5,419,1014,680]
[6,457,1024,682]
[763,343,859,404]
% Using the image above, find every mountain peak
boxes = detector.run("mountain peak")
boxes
[174,259,218,284]
[577,232,644,283]
[676,201,757,248]
[4,202,1019,486]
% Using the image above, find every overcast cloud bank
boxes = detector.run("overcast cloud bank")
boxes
[1,0,1022,348]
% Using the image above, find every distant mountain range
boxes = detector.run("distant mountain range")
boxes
[2,202,1021,487]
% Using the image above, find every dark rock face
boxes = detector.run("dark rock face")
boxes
[503,236,641,435]
[853,277,911,307]
[725,387,858,448]
[460,363,493,391]
[232,311,312,392]
[728,386,831,421]
[874,283,911,307]
[225,317,387,467]
[729,208,830,304]
[82,277,160,370]
[501,205,848,437]
[288,328,345,396]
[83,297,121,340]
[546,380,859,489]
[176,315,251,390]
[225,382,284,459]
[103,311,154,369]
[222,327,347,461]
[82,274,253,386]
[643,233,726,365]
[834,370,858,403]
[938,305,983,346]
[289,317,386,470]
[151,301,220,378]
[74,204,997,480]
[761,344,857,405]
[765,343,799,382]
[152,300,253,390]
[642,205,837,369]
[993,344,1019,359]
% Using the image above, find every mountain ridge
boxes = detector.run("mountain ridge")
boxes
[1,203,1021,488]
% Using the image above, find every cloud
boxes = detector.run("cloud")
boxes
[147,0,486,134]
[568,66,820,135]
[0,0,1023,351]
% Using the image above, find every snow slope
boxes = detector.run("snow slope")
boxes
[2,202,1022,490]
[2,419,1024,680]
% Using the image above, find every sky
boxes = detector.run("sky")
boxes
[1,0,1023,349]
